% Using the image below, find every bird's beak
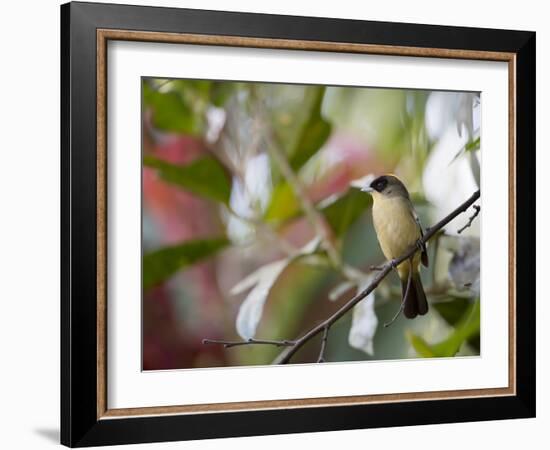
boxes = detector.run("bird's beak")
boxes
[361,186,374,193]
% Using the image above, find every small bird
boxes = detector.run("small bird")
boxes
[362,175,429,319]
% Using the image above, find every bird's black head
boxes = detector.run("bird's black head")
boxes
[370,176,389,193]
[363,174,410,198]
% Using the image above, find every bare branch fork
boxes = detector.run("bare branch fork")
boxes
[317,327,330,363]
[457,204,481,233]
[205,189,480,364]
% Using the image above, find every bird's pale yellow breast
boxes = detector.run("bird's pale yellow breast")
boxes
[371,194,421,262]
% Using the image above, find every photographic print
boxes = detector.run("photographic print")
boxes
[62,4,534,445]
[142,78,481,371]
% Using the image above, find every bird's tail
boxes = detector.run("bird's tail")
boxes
[401,271,428,319]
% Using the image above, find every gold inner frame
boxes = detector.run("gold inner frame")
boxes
[96,29,517,420]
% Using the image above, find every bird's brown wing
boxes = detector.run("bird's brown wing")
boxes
[408,201,429,267]
[418,226,429,267]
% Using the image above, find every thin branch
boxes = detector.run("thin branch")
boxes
[272,189,480,364]
[246,90,342,269]
[202,338,295,348]
[266,136,342,268]
[384,259,413,328]
[317,327,330,363]
[457,204,480,233]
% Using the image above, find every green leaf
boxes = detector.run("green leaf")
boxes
[144,155,231,205]
[406,332,437,357]
[263,85,332,183]
[263,87,332,223]
[154,79,237,108]
[433,297,471,326]
[264,183,300,223]
[143,82,199,134]
[450,135,481,164]
[168,79,213,103]
[288,87,332,171]
[143,237,229,290]
[210,81,236,107]
[321,187,372,237]
[465,137,481,152]
[407,299,480,357]
[265,186,372,238]
[433,297,480,351]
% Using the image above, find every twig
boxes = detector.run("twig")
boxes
[457,204,480,233]
[249,91,342,269]
[204,190,480,364]
[202,338,295,348]
[317,327,330,363]
[267,138,341,267]
[384,259,413,327]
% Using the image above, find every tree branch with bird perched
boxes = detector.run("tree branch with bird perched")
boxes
[204,189,481,364]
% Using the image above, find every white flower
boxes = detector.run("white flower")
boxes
[233,237,321,340]
[233,260,289,340]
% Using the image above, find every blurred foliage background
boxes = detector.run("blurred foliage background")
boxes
[142,77,481,370]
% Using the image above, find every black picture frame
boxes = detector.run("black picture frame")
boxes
[61,1,535,447]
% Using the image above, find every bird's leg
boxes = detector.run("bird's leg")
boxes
[415,238,425,253]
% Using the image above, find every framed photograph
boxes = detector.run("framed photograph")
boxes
[61,1,535,447]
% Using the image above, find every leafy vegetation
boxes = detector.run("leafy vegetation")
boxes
[144,155,231,204]
[143,237,229,290]
[141,77,481,370]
